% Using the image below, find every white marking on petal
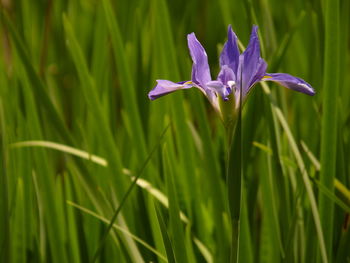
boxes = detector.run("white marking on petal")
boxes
[298,83,313,93]
[227,80,236,88]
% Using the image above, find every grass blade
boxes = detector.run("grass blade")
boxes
[0,99,10,263]
[67,201,168,262]
[319,0,340,260]
[261,82,328,263]
[155,204,177,263]
[164,146,189,263]
[101,0,146,156]
[11,141,108,167]
[91,124,169,262]
[1,11,72,144]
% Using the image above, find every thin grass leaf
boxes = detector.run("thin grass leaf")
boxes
[101,0,147,156]
[62,14,126,187]
[301,141,350,207]
[164,146,189,263]
[3,15,119,260]
[11,178,25,262]
[10,139,213,261]
[132,176,212,262]
[1,11,73,144]
[145,196,168,263]
[31,171,46,262]
[262,90,289,257]
[261,82,328,263]
[67,200,168,262]
[184,223,197,263]
[10,140,190,221]
[0,99,10,263]
[335,220,350,263]
[63,17,146,262]
[11,40,70,263]
[64,174,82,263]
[268,11,306,72]
[302,140,350,200]
[91,124,169,262]
[319,0,340,258]
[155,204,177,263]
[151,0,199,221]
[238,183,253,263]
[11,141,108,167]
[263,141,285,259]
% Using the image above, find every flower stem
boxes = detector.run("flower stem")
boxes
[226,101,242,263]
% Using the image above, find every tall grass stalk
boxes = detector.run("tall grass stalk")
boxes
[319,0,340,260]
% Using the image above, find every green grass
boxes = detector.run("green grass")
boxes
[1,0,349,262]
[319,0,340,261]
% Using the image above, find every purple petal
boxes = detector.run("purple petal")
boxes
[262,73,315,96]
[246,58,267,94]
[239,25,266,96]
[206,80,223,89]
[206,80,230,100]
[218,65,236,85]
[220,25,240,75]
[187,33,211,86]
[148,80,193,100]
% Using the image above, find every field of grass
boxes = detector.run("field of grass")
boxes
[1,0,349,262]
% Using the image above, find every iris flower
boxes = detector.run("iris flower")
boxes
[148,25,315,116]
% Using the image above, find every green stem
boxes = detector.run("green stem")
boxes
[319,0,340,260]
[226,104,242,263]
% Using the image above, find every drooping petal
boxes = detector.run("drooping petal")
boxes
[220,25,240,75]
[262,73,315,96]
[239,25,265,96]
[148,80,193,100]
[187,33,211,86]
[148,80,220,112]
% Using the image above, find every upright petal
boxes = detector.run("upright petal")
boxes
[220,25,240,75]
[148,80,193,100]
[217,65,236,86]
[239,25,265,96]
[262,73,315,95]
[246,57,267,92]
[187,33,211,86]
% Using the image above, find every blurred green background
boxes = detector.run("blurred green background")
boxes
[0,0,349,262]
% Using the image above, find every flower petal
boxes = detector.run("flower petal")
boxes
[206,80,231,100]
[220,25,240,75]
[218,65,236,85]
[246,58,267,92]
[262,73,315,96]
[239,25,266,96]
[148,80,193,100]
[187,33,211,86]
[206,80,224,89]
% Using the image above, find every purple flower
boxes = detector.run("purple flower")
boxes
[148,25,315,114]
